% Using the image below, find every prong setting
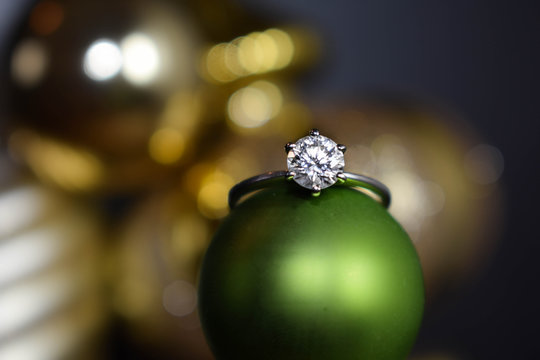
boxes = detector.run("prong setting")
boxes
[286,171,295,181]
[309,129,320,136]
[285,142,296,153]
[338,144,347,153]
[337,172,347,184]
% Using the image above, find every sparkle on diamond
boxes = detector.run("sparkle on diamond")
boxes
[287,134,345,190]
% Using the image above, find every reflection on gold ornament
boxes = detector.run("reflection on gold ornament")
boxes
[8,129,105,192]
[227,80,283,129]
[224,80,312,137]
[201,27,317,84]
[0,178,106,360]
[314,99,504,299]
[147,90,204,166]
[185,132,312,220]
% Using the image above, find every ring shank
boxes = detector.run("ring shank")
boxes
[228,171,391,209]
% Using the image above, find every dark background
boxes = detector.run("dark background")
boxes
[1,0,539,358]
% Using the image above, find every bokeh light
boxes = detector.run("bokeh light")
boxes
[162,280,198,317]
[202,28,302,83]
[464,144,504,185]
[83,39,122,81]
[10,39,48,87]
[120,33,160,85]
[148,127,186,165]
[29,1,64,36]
[197,170,236,219]
[227,80,283,130]
[8,130,105,192]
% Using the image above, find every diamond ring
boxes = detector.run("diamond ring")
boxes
[228,129,391,208]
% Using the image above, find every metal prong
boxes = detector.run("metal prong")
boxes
[311,191,321,197]
[286,171,295,180]
[338,144,347,153]
[337,173,347,184]
[285,142,296,153]
[309,129,320,136]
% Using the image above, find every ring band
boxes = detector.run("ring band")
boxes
[228,129,392,209]
[229,171,391,208]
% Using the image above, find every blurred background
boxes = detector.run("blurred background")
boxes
[0,0,538,359]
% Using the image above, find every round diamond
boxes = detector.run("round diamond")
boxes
[287,134,345,190]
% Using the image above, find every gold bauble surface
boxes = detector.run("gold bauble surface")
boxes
[0,175,106,360]
[5,0,204,193]
[4,0,318,194]
[314,99,504,298]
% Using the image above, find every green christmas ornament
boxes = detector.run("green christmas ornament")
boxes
[198,185,424,359]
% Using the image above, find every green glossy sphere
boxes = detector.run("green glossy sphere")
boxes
[198,185,424,359]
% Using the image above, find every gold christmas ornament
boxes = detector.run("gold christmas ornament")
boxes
[313,98,504,299]
[0,178,106,360]
[4,0,319,194]
[5,0,206,193]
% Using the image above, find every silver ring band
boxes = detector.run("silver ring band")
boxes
[229,171,391,209]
